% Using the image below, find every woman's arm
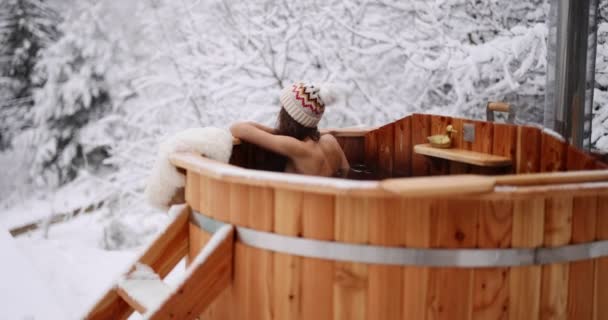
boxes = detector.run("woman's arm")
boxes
[340,148,350,173]
[336,138,350,178]
[230,122,307,158]
[248,122,276,134]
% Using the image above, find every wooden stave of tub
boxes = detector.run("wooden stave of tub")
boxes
[171,113,608,320]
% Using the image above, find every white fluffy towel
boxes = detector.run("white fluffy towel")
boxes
[145,127,233,210]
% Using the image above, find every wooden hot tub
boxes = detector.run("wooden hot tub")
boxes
[170,113,608,320]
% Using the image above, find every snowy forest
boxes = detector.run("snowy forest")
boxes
[2,0,608,318]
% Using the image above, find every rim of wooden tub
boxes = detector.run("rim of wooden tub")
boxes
[170,151,608,200]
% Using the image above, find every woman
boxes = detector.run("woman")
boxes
[230,82,350,177]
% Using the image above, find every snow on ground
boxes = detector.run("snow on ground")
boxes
[0,203,182,320]
[0,174,113,230]
[0,229,67,319]
[11,209,138,319]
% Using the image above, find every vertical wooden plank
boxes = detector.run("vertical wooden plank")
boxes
[336,136,365,166]
[492,123,518,174]
[273,189,302,236]
[393,116,412,177]
[186,172,201,212]
[188,222,208,264]
[199,175,211,218]
[198,178,233,320]
[190,223,213,320]
[428,199,478,320]
[301,193,335,320]
[206,178,231,222]
[469,120,495,174]
[249,186,274,231]
[430,115,452,136]
[472,200,512,320]
[195,203,232,320]
[229,183,249,226]
[567,195,597,320]
[429,115,453,175]
[247,186,274,320]
[364,130,378,175]
[411,113,432,176]
[595,159,608,169]
[540,196,573,320]
[509,199,544,320]
[402,198,432,320]
[228,182,250,320]
[540,133,567,173]
[232,242,248,320]
[566,145,598,171]
[516,126,542,174]
[594,196,608,320]
[492,123,517,159]
[450,117,465,149]
[273,189,302,320]
[377,124,395,178]
[334,196,369,320]
[194,168,212,320]
[448,117,471,174]
[471,120,494,153]
[199,289,233,320]
[367,198,404,320]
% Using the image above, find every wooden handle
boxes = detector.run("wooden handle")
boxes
[495,170,608,186]
[487,102,510,113]
[381,175,496,197]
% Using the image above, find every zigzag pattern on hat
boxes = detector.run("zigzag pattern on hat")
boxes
[292,83,323,115]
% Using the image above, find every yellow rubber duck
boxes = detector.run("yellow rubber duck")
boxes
[427,125,457,148]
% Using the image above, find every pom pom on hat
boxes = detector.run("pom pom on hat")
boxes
[280,81,338,128]
[318,82,339,106]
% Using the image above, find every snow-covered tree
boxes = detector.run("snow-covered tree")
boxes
[593,4,608,151]
[101,0,551,214]
[0,0,60,150]
[123,0,549,129]
[22,6,127,186]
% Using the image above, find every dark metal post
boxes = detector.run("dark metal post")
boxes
[544,0,598,149]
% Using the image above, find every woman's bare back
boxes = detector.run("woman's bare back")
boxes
[284,134,349,177]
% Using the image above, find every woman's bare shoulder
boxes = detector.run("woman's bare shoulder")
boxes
[319,133,339,144]
[319,133,343,152]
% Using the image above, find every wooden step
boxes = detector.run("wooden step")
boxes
[85,205,235,320]
[116,265,172,314]
[146,224,234,319]
[85,205,190,320]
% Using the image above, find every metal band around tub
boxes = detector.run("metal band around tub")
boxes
[190,211,608,267]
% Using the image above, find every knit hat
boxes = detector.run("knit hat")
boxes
[280,82,336,128]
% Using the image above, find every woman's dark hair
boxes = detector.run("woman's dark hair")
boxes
[255,107,320,173]
[275,107,320,141]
